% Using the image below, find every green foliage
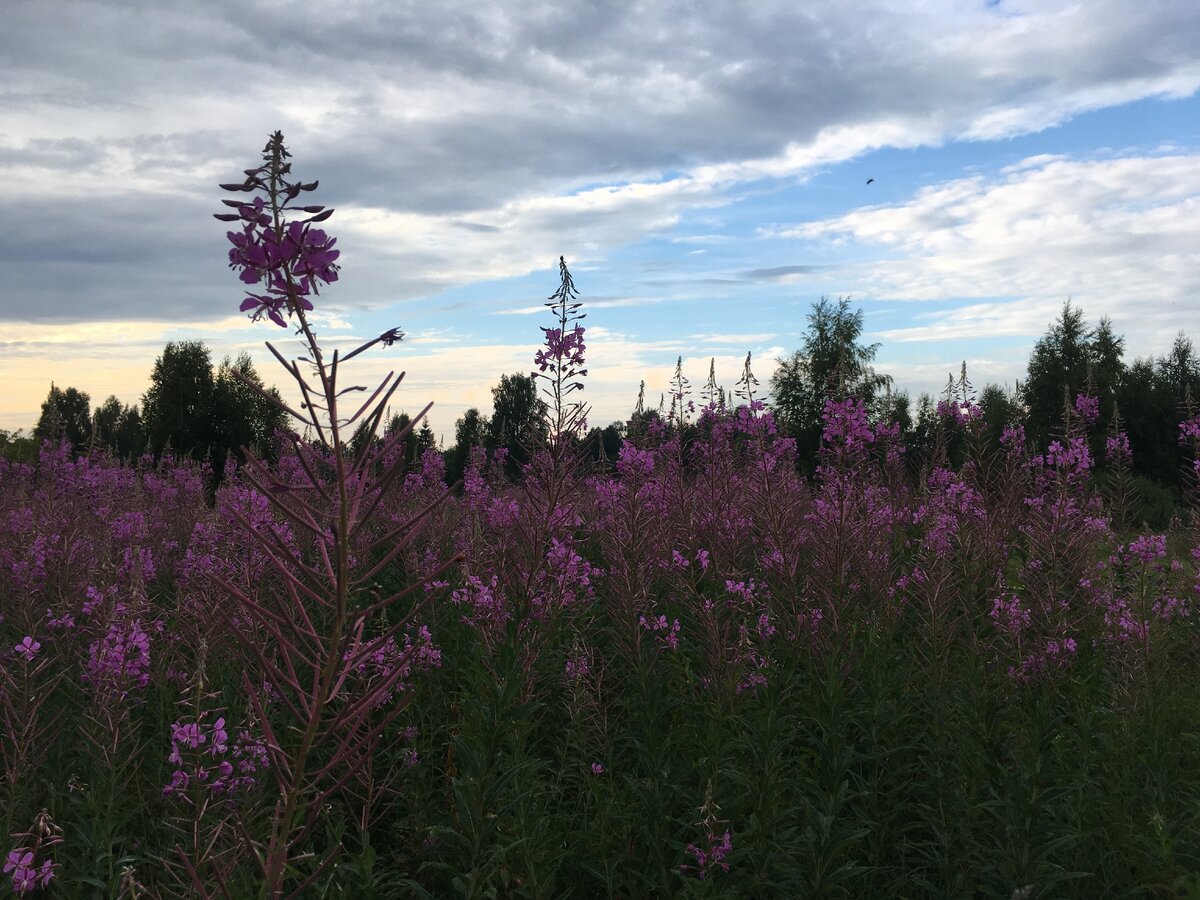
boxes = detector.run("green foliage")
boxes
[115,405,146,461]
[35,383,92,450]
[0,428,38,463]
[979,382,1020,450]
[142,343,283,480]
[91,395,147,461]
[1022,301,1098,450]
[487,373,547,473]
[91,396,123,453]
[447,407,488,485]
[877,388,913,436]
[212,353,287,469]
[141,340,217,460]
[416,419,437,457]
[585,423,623,470]
[770,296,890,470]
[1128,474,1183,530]
[1156,331,1200,400]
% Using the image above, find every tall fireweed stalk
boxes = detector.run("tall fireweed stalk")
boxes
[206,132,457,897]
[452,258,599,696]
[534,257,589,456]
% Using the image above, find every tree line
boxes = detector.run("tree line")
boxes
[6,301,1198,520]
[759,297,1199,522]
[2,343,287,484]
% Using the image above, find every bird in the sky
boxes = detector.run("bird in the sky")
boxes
[866,178,874,184]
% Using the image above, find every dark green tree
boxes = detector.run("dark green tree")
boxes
[141,341,217,460]
[625,380,665,443]
[384,412,418,471]
[35,383,92,450]
[878,388,913,436]
[978,383,1020,452]
[1156,332,1200,400]
[349,419,382,463]
[585,422,624,469]
[1090,316,1126,422]
[770,296,890,469]
[487,373,548,472]
[92,395,124,454]
[446,407,487,485]
[1112,342,1200,491]
[1021,303,1136,474]
[0,429,38,463]
[115,404,146,461]
[415,420,437,458]
[211,353,287,476]
[907,393,940,468]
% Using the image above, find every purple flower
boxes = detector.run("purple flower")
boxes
[46,609,74,631]
[591,762,604,775]
[1123,534,1168,565]
[683,830,733,879]
[14,636,40,661]
[1000,424,1026,454]
[1106,432,1132,466]
[989,593,1031,636]
[220,148,341,326]
[237,196,271,227]
[4,849,44,895]
[162,769,189,797]
[1034,436,1092,478]
[640,614,682,651]
[937,398,983,426]
[166,716,269,797]
[86,617,152,698]
[821,397,874,451]
[209,717,229,757]
[534,324,587,373]
[227,227,270,282]
[1179,415,1200,444]
[1074,393,1100,425]
[4,850,32,876]
[288,222,341,286]
[616,443,656,478]
[564,651,590,681]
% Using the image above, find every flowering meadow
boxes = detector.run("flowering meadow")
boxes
[3,135,1200,898]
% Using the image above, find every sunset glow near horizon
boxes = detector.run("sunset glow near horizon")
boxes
[3,1,1198,443]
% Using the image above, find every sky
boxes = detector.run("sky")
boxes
[2,0,1199,444]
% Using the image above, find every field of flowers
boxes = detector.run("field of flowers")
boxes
[3,134,1200,898]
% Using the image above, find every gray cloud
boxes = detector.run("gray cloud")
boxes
[741,265,826,281]
[452,221,502,233]
[2,0,1199,327]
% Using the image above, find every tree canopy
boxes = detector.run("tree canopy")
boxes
[487,372,548,472]
[141,342,283,479]
[770,296,890,467]
[35,384,92,450]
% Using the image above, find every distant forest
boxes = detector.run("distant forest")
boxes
[5,299,1198,527]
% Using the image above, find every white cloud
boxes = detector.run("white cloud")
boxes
[3,0,1200,432]
[693,333,778,345]
[784,152,1200,355]
[5,0,1200,321]
[493,306,549,316]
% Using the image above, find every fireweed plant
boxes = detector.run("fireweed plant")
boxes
[2,135,1200,897]
[206,132,458,896]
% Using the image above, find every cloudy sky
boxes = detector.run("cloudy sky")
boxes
[3,0,1199,442]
